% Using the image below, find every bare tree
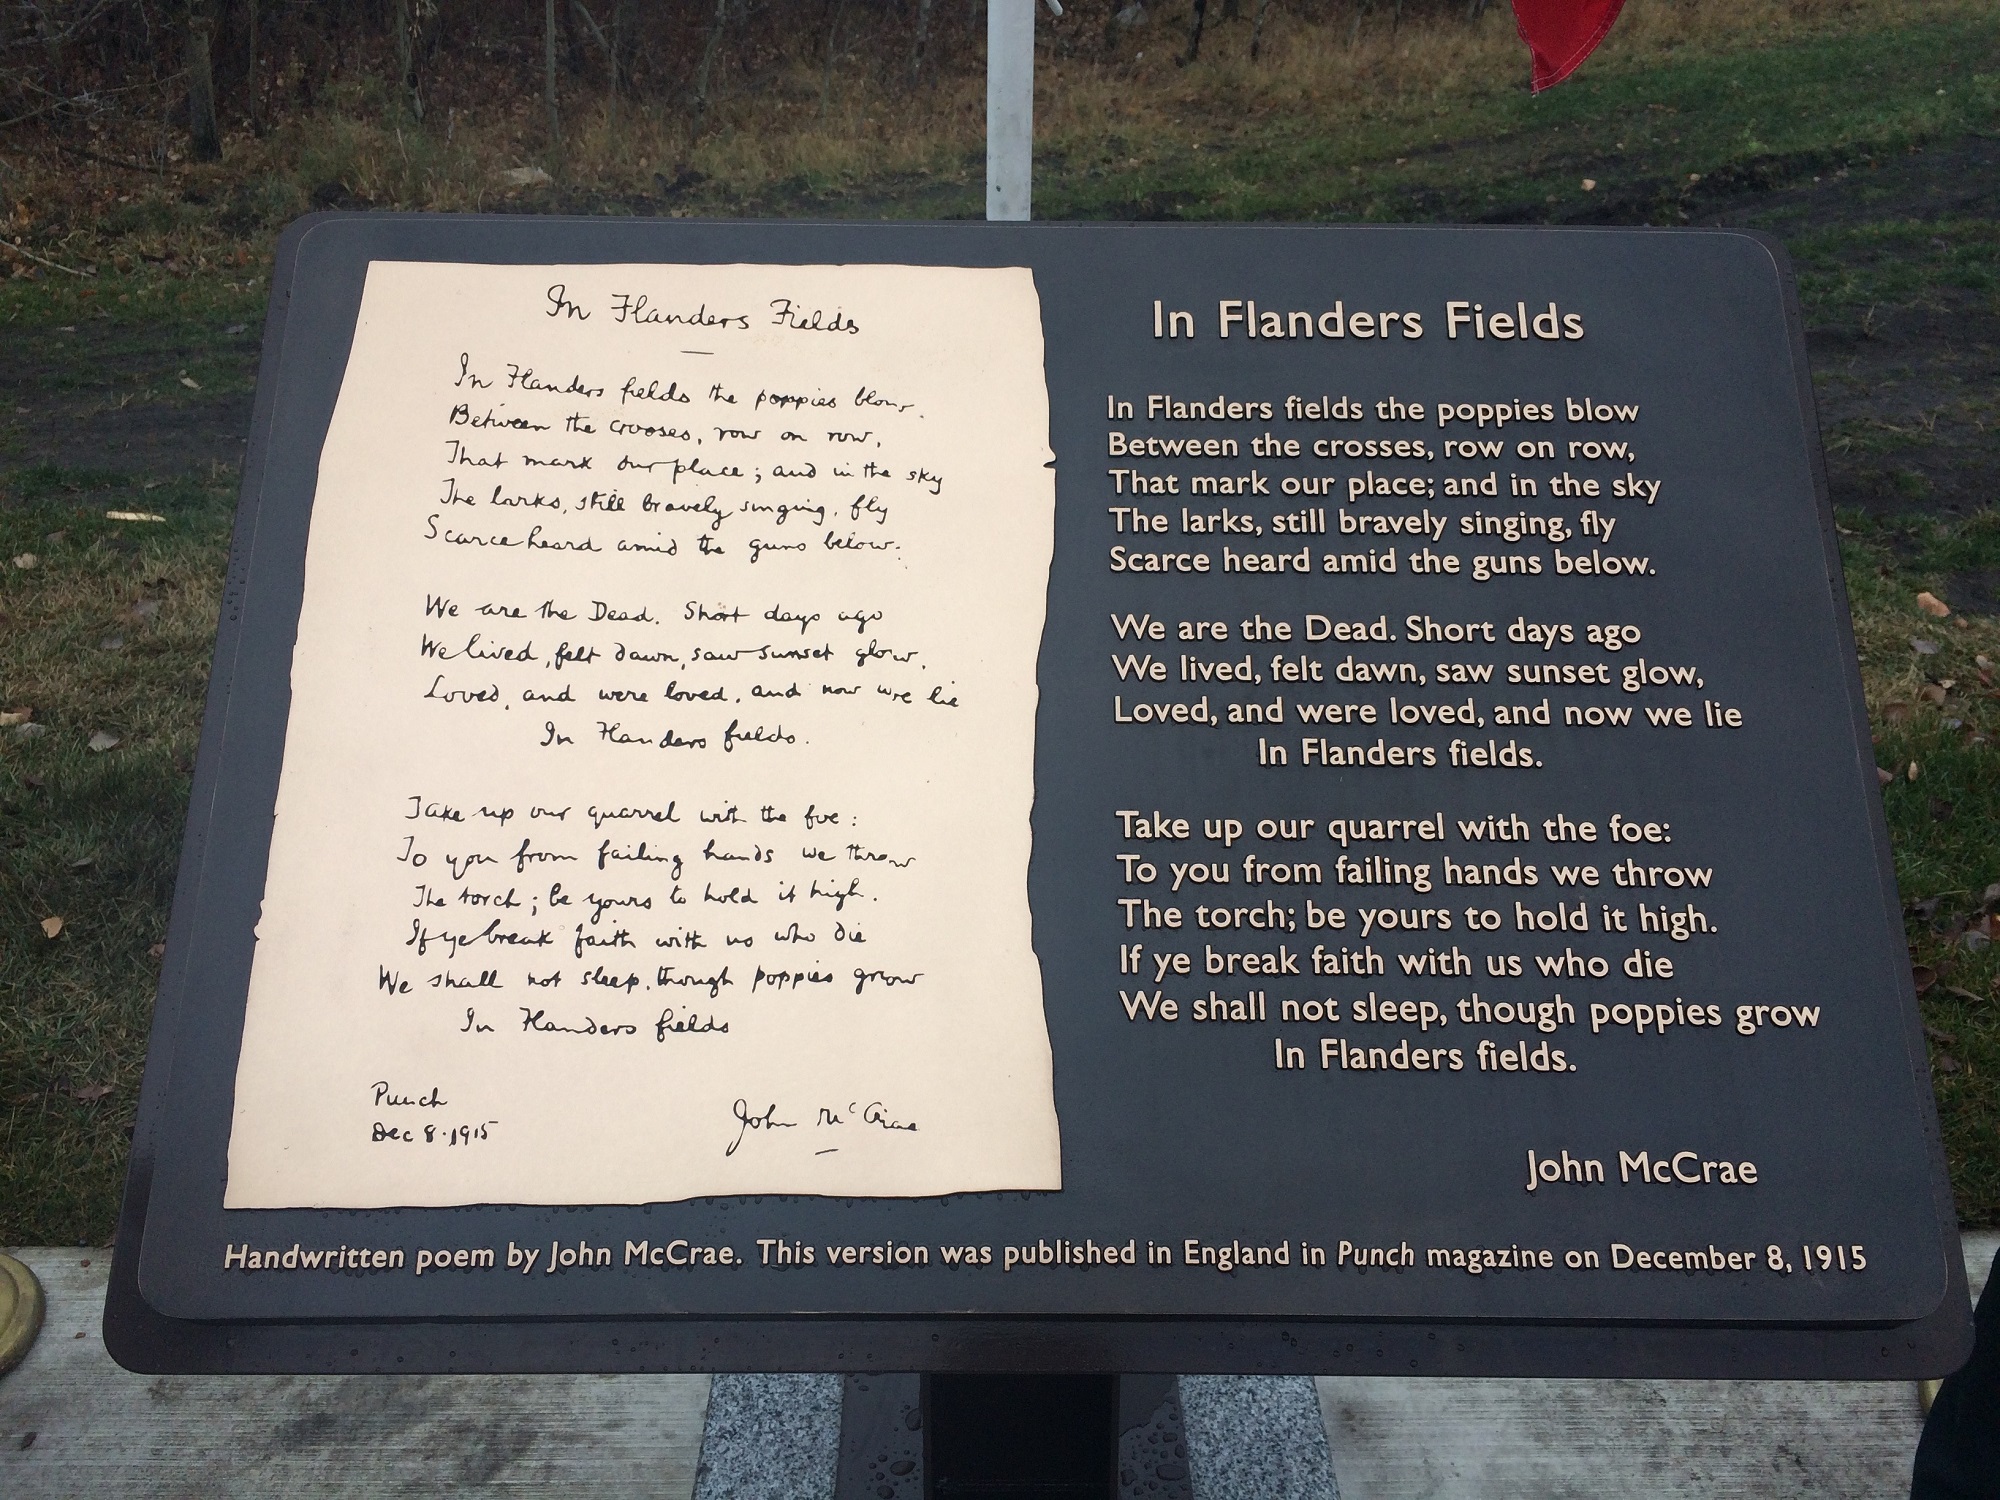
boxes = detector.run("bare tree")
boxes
[393,0,416,118]
[818,0,847,117]
[244,0,260,127]
[1184,0,1209,63]
[909,0,933,82]
[570,1,621,131]
[30,0,69,103]
[187,8,222,159]
[544,0,560,143]
[692,0,730,125]
[572,4,617,86]
[1250,0,1274,58]
[560,0,585,74]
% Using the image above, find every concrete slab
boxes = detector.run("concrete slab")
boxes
[1317,1373,1924,1500]
[1968,1233,1998,1302]
[1315,1232,1999,1500]
[0,1249,711,1498]
[2,1236,1992,1496]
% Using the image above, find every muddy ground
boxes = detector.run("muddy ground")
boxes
[0,314,257,488]
[1708,133,2000,526]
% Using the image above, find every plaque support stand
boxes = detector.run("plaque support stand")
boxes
[835,1373,1189,1500]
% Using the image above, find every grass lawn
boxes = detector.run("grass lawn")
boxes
[2,0,1997,1243]
[1,471,237,1245]
[1844,512,2000,1226]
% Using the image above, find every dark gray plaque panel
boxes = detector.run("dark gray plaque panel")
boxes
[108,215,1971,1375]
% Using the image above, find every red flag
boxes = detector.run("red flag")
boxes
[1511,0,1626,92]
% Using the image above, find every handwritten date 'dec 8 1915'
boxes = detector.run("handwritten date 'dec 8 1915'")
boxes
[371,1121,498,1146]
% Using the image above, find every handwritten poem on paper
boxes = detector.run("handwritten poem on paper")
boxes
[223,261,1063,1208]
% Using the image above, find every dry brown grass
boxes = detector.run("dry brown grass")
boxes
[0,0,1986,271]
[503,0,1989,198]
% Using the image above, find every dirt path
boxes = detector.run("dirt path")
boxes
[0,315,258,485]
[1707,134,2000,523]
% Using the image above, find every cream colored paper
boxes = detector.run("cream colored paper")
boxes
[223,261,1061,1207]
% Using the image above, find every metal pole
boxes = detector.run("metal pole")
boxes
[986,0,1033,220]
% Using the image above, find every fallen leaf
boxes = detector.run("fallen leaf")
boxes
[1926,1023,1958,1045]
[1978,654,1995,671]
[1907,760,1920,781]
[1581,177,1597,191]
[1877,765,1895,786]
[68,854,94,869]
[40,915,63,938]
[1944,985,1989,1005]
[1963,929,1991,953]
[147,942,166,959]
[1919,683,1947,705]
[86,730,120,753]
[1917,590,1950,617]
[1913,964,1937,993]
[1911,637,1940,655]
[499,165,552,188]
[126,598,161,621]
[70,1081,112,1102]
[1983,883,2000,909]
[223,322,247,335]
[1908,897,1944,923]
[104,510,166,524]
[15,722,48,740]
[1882,701,1911,723]
[0,708,30,727]
[1934,1053,1962,1075]
[12,552,37,569]
[178,375,200,390]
